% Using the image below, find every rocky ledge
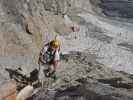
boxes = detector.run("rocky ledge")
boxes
[26,51,133,100]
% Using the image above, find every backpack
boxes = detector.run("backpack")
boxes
[43,46,55,64]
[38,45,55,65]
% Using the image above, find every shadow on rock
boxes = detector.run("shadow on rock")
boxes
[54,85,117,100]
[5,68,40,90]
[98,77,133,89]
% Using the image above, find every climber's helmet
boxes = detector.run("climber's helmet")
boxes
[50,39,60,48]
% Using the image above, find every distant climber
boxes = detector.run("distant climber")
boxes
[38,36,61,81]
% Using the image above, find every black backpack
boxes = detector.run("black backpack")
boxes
[42,46,55,64]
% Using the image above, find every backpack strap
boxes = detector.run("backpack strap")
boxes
[38,43,49,65]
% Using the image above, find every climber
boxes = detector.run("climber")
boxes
[38,37,61,81]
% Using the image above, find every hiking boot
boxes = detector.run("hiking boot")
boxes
[45,72,51,77]
[52,74,58,81]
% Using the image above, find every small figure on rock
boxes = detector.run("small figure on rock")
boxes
[38,36,61,82]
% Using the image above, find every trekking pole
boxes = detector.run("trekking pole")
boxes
[38,62,43,87]
[38,63,41,75]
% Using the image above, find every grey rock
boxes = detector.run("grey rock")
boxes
[96,0,133,19]
[28,52,133,100]
[1,0,133,100]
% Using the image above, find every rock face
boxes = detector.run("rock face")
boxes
[0,0,133,56]
[1,0,133,100]
[89,0,133,19]
[27,52,133,100]
[100,0,133,18]
[0,0,94,84]
[0,0,92,62]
